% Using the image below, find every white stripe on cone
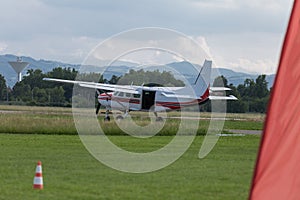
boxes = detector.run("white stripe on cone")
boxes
[34,177,43,184]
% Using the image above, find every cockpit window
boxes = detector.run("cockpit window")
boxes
[119,92,124,97]
[126,93,131,98]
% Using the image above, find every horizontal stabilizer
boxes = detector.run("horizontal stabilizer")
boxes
[210,87,232,91]
[209,95,238,100]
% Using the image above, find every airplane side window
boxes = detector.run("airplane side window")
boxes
[133,94,141,98]
[126,93,131,98]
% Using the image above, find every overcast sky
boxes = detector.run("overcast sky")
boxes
[0,0,294,74]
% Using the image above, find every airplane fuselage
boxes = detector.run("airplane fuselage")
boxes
[98,86,210,112]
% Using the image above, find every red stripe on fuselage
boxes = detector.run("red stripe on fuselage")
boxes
[98,93,112,100]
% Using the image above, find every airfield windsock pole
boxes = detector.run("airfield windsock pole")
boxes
[33,161,43,189]
[249,1,300,199]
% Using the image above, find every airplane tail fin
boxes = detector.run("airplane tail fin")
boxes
[193,60,212,98]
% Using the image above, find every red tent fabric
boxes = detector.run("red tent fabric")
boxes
[249,1,300,199]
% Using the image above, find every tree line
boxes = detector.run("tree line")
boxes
[0,67,271,113]
[0,68,77,106]
[202,75,270,113]
[0,67,184,107]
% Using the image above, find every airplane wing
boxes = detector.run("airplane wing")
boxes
[209,95,238,100]
[43,78,139,94]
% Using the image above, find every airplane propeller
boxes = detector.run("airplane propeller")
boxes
[95,89,101,115]
[96,102,101,115]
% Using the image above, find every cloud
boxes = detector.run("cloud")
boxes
[189,0,238,9]
[0,0,293,38]
[238,0,288,12]
[0,0,50,40]
[193,36,213,59]
[204,31,285,74]
[0,0,294,74]
[190,34,279,74]
[3,35,101,64]
[0,42,8,53]
[229,58,277,74]
[86,28,209,66]
[190,0,291,13]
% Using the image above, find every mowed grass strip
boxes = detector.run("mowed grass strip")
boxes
[0,134,260,200]
[0,106,263,136]
[0,113,76,135]
[0,113,263,135]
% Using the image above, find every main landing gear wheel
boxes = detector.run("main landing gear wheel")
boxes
[104,116,111,121]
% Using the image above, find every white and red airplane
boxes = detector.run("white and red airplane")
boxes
[44,60,237,121]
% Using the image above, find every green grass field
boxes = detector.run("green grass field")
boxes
[0,134,260,200]
[0,105,262,199]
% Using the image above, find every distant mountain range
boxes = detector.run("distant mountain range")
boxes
[0,54,275,88]
[0,54,80,87]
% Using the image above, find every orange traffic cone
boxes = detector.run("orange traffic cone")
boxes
[33,161,43,189]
